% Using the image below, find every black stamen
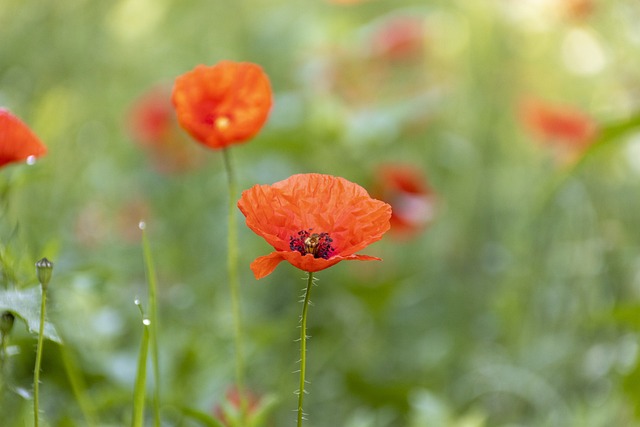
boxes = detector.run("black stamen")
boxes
[289,229,335,259]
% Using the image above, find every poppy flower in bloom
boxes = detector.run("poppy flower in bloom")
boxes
[373,164,436,237]
[0,108,47,168]
[172,61,273,150]
[520,98,597,151]
[128,85,204,173]
[238,173,392,280]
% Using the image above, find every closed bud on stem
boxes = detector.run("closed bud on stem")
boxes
[35,257,54,289]
[0,311,15,336]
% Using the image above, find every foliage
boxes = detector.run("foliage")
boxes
[2,0,640,426]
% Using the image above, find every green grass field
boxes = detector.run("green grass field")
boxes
[3,1,640,426]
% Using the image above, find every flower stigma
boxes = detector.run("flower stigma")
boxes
[290,229,335,259]
[215,116,231,130]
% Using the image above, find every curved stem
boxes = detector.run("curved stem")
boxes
[297,272,314,427]
[222,148,246,413]
[34,286,47,427]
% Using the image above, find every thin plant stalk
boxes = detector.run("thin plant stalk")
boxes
[60,344,99,427]
[33,285,47,427]
[297,272,314,427]
[132,302,150,427]
[141,225,161,427]
[222,148,246,409]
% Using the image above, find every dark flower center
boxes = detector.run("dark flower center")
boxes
[290,229,335,259]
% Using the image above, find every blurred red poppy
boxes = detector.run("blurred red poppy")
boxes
[128,85,204,173]
[0,108,47,168]
[238,173,392,279]
[172,61,273,150]
[562,0,594,20]
[520,98,597,150]
[370,16,425,61]
[214,387,260,427]
[373,164,436,237]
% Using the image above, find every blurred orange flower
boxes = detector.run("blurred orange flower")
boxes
[520,98,597,150]
[373,164,436,237]
[128,85,204,173]
[0,108,47,168]
[238,173,392,279]
[213,387,260,427]
[370,16,425,61]
[172,61,273,150]
[562,0,594,20]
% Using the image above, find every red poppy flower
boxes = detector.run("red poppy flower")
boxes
[238,174,392,279]
[172,61,273,150]
[562,0,594,20]
[373,164,436,237]
[213,387,261,427]
[370,16,425,61]
[0,108,47,168]
[129,87,173,144]
[520,98,597,150]
[128,85,204,173]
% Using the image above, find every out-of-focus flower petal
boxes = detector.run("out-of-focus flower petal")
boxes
[0,108,47,168]
[172,61,273,150]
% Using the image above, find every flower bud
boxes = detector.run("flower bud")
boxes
[35,257,54,289]
[0,311,15,336]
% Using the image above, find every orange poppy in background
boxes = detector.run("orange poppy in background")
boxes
[370,16,425,61]
[129,86,174,144]
[520,98,597,150]
[213,387,261,427]
[0,108,47,168]
[128,85,204,174]
[373,164,436,237]
[172,61,273,150]
[562,0,594,20]
[238,173,392,279]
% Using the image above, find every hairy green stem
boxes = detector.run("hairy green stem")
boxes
[222,148,246,416]
[297,272,314,427]
[33,287,47,427]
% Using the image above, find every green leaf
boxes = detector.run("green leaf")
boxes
[171,405,225,427]
[0,287,61,343]
[131,313,150,427]
[248,394,279,427]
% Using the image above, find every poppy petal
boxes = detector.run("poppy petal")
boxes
[0,109,47,168]
[172,61,273,150]
[250,251,382,280]
[238,174,392,256]
[239,174,391,279]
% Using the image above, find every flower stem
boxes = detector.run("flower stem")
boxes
[33,285,47,427]
[132,302,150,427]
[222,148,246,413]
[60,344,99,427]
[142,227,161,427]
[297,272,314,427]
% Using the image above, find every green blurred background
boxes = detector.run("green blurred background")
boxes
[3,0,640,425]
